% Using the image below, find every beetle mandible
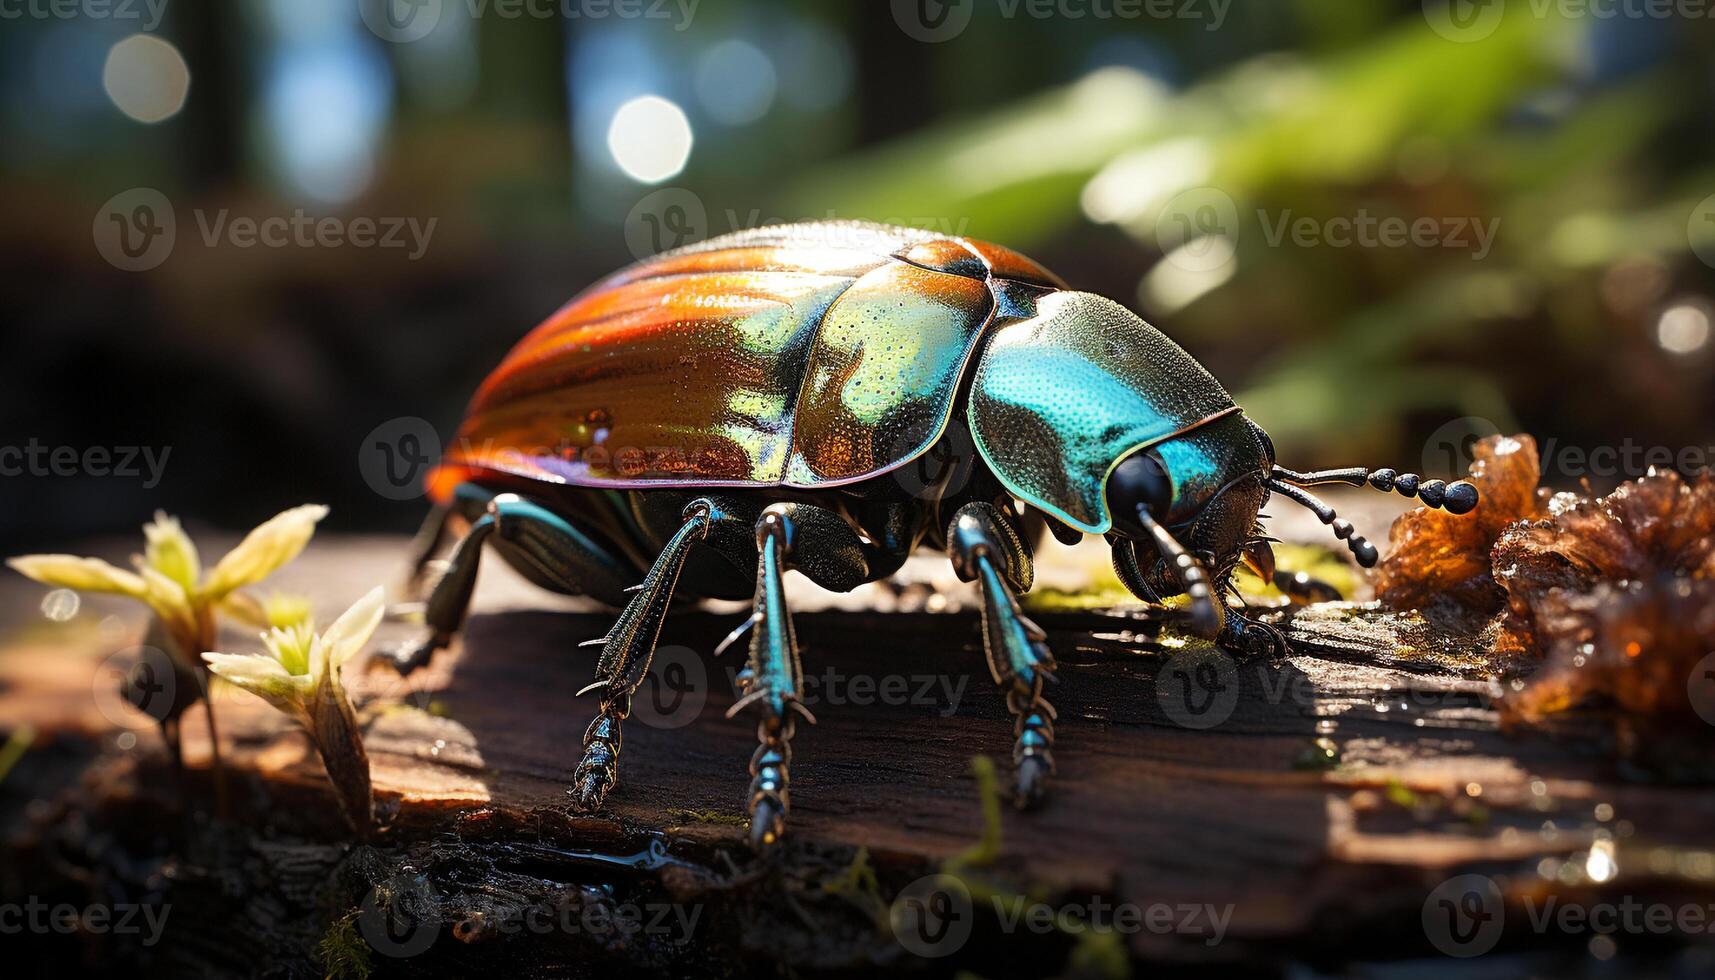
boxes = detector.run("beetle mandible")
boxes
[393,221,1478,847]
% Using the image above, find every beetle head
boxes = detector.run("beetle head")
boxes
[964,289,1482,615]
[1104,413,1274,604]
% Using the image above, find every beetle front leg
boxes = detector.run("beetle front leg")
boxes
[947,502,1057,809]
[570,498,731,810]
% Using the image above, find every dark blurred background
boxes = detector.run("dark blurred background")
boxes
[2,0,1712,550]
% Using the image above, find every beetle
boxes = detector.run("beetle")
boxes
[394,220,1478,847]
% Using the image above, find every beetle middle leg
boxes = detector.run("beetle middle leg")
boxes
[723,502,873,848]
[947,501,1058,809]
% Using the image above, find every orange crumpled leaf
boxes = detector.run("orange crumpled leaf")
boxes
[1373,434,1551,619]
[1501,575,1715,731]
[1492,468,1715,655]
[1374,435,1715,747]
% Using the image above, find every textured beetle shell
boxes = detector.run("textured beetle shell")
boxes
[428,222,1062,504]
[967,291,1238,534]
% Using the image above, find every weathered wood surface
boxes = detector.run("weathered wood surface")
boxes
[3,497,1714,975]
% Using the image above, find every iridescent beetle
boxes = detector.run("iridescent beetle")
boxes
[397,221,1478,846]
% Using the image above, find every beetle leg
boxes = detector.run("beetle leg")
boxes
[403,502,452,597]
[1218,605,1290,659]
[383,510,496,674]
[718,502,876,847]
[383,492,634,674]
[1272,569,1342,605]
[570,499,721,811]
[947,502,1058,809]
[724,505,806,849]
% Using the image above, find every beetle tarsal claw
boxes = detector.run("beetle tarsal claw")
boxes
[1014,754,1052,810]
[749,796,786,850]
[725,687,770,718]
[712,615,758,658]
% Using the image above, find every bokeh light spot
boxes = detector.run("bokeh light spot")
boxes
[102,34,191,124]
[1657,302,1711,356]
[695,40,777,126]
[607,95,693,184]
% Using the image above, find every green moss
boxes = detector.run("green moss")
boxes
[1068,928,1132,980]
[319,910,371,980]
[821,847,886,924]
[1292,737,1342,771]
[665,807,748,827]
[1384,779,1421,810]
[944,756,1003,872]
[0,725,36,786]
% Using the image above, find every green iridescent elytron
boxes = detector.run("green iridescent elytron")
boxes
[401,220,1481,848]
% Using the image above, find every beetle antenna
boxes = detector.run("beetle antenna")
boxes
[1265,479,1379,568]
[1271,465,1479,515]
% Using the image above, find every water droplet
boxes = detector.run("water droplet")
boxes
[41,589,79,622]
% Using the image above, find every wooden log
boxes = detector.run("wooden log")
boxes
[3,498,1713,975]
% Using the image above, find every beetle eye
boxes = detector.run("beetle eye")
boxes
[1107,450,1172,535]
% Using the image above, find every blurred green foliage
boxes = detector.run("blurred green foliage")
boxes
[780,8,1713,474]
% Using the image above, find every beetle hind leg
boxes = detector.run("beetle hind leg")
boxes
[383,489,634,674]
[948,502,1058,809]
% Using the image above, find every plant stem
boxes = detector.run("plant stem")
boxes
[312,673,374,838]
